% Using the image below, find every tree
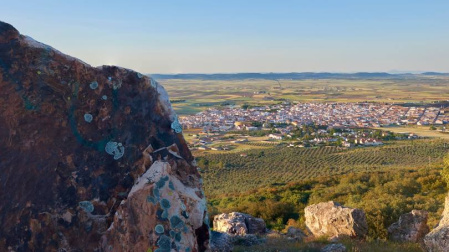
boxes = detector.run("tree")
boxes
[251,121,262,127]
[336,138,342,146]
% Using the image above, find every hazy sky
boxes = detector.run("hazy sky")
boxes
[2,0,449,73]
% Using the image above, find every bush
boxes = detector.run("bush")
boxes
[441,153,449,188]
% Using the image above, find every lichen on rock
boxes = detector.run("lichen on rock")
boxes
[89,81,99,89]
[105,141,125,160]
[102,161,210,251]
[171,115,183,133]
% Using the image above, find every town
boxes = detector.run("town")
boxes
[180,102,449,131]
[178,102,449,151]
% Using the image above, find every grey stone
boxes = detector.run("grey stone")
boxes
[388,210,429,242]
[305,201,367,239]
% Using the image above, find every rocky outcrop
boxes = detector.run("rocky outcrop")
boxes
[0,21,209,251]
[213,212,266,235]
[101,161,209,251]
[305,201,367,239]
[388,210,429,242]
[424,194,449,252]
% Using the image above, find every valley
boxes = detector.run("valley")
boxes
[159,75,449,247]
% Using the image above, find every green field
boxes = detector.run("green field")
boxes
[159,77,449,115]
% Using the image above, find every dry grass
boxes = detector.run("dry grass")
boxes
[377,126,449,140]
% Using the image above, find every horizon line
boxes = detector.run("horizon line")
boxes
[149,71,448,75]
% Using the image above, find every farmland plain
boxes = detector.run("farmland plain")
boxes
[157,77,449,115]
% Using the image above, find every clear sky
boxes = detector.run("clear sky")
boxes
[2,0,449,73]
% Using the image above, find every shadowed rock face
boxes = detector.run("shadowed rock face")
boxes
[0,21,209,251]
[388,210,429,243]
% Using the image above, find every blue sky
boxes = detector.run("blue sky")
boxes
[2,0,449,73]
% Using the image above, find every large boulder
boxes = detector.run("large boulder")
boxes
[424,193,449,252]
[388,210,429,242]
[0,21,209,251]
[305,201,367,239]
[214,212,248,235]
[213,212,266,235]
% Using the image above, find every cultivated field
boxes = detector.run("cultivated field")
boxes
[198,139,449,196]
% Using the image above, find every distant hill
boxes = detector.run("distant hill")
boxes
[421,72,449,76]
[150,72,393,80]
[148,72,448,80]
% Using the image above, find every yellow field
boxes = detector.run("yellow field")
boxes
[183,129,278,156]
[376,126,449,140]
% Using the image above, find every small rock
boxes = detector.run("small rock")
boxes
[321,243,347,252]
